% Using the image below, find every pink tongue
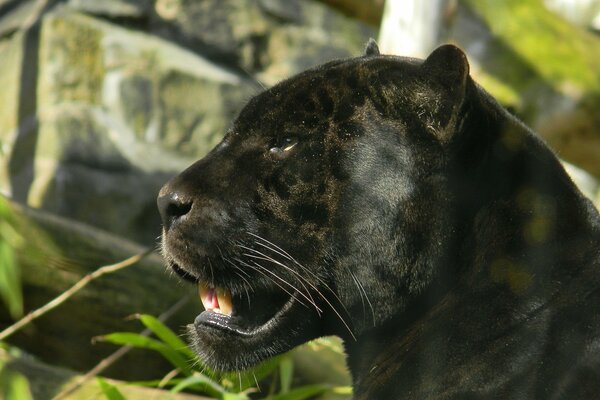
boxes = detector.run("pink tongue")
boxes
[202,288,219,311]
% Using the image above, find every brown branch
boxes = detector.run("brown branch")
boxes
[0,249,154,341]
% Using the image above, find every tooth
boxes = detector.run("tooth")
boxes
[216,288,233,316]
[198,282,214,311]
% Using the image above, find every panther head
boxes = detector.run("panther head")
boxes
[158,43,473,372]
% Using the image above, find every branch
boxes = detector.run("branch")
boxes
[52,293,193,400]
[0,249,153,341]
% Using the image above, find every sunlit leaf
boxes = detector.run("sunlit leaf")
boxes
[0,369,33,400]
[97,377,127,400]
[278,356,293,394]
[267,384,331,400]
[0,239,23,319]
[222,392,251,400]
[99,333,193,376]
[332,386,353,395]
[137,314,195,358]
[170,372,226,398]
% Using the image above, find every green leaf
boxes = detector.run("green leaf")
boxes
[0,197,24,320]
[0,369,33,400]
[332,386,353,395]
[100,333,193,376]
[222,392,251,400]
[223,355,281,393]
[97,378,127,400]
[170,372,226,398]
[267,384,332,400]
[137,314,195,358]
[0,240,23,319]
[278,356,293,394]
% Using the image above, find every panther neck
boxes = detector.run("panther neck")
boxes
[343,101,600,399]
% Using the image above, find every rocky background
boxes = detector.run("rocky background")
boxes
[1,0,599,248]
[0,0,376,246]
[0,0,599,398]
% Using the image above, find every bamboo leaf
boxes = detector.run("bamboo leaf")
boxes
[97,377,127,400]
[137,314,195,358]
[99,333,193,376]
[170,372,226,398]
[278,356,293,394]
[0,369,33,400]
[0,240,23,319]
[267,384,331,400]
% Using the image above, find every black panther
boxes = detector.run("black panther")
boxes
[158,40,600,399]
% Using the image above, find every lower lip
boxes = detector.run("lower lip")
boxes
[194,311,253,337]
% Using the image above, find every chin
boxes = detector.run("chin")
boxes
[187,292,323,371]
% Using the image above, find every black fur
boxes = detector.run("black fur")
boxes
[364,38,380,56]
[158,44,600,399]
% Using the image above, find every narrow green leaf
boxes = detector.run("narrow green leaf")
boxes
[278,356,293,394]
[225,355,280,391]
[97,378,127,400]
[267,384,331,400]
[222,392,250,400]
[0,369,33,400]
[100,332,163,349]
[137,314,195,358]
[170,372,226,398]
[100,333,193,376]
[332,386,353,395]
[0,240,23,319]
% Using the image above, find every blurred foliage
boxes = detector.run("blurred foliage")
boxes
[0,367,33,400]
[0,195,24,321]
[98,377,127,400]
[463,0,600,92]
[0,196,32,399]
[0,345,33,400]
[99,314,351,400]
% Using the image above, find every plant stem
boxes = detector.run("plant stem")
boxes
[0,249,153,341]
[52,293,193,400]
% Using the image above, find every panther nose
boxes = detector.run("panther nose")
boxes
[157,189,193,231]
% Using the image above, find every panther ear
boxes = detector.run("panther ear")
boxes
[364,38,380,56]
[420,45,470,143]
[421,44,469,94]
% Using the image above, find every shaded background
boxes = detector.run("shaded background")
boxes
[0,0,599,398]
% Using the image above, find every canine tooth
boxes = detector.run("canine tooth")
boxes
[198,282,216,311]
[216,288,233,316]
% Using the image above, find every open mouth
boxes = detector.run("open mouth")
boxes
[166,257,327,371]
[199,283,233,316]
[192,279,294,336]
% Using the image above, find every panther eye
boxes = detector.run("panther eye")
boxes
[269,137,298,158]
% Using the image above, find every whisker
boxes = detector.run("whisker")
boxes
[233,257,310,310]
[350,269,376,326]
[222,258,254,309]
[350,271,366,314]
[252,372,260,392]
[244,233,357,340]
[247,260,323,314]
[244,235,333,291]
[237,247,321,314]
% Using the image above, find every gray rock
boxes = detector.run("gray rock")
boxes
[150,0,375,84]
[0,0,37,38]
[1,10,257,244]
[66,0,152,18]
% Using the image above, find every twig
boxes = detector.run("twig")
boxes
[21,0,52,32]
[52,293,193,400]
[0,249,154,341]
